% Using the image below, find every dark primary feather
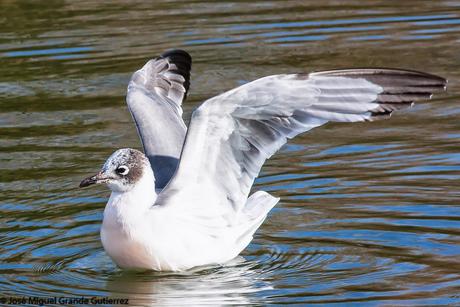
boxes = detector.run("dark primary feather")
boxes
[310,68,447,119]
[155,49,192,103]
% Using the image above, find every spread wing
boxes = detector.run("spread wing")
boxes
[126,49,191,188]
[155,69,446,216]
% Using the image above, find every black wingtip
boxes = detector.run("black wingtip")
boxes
[159,49,192,97]
[161,49,191,60]
[160,49,192,70]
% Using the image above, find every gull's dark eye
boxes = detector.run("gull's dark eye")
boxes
[115,165,129,176]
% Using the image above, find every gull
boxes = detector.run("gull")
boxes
[79,50,446,271]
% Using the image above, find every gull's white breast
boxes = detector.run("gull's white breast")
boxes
[100,189,240,271]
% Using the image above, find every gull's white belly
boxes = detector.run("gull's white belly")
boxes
[100,225,158,270]
[100,188,253,271]
[100,212,236,271]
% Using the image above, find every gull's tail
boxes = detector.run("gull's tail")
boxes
[234,191,279,251]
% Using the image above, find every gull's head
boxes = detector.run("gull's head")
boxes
[79,148,151,192]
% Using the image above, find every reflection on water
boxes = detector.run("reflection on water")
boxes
[106,258,272,306]
[1,0,459,305]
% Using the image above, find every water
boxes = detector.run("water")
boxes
[1,1,459,305]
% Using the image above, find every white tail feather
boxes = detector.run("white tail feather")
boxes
[234,191,279,251]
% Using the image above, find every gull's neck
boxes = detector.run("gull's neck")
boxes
[104,168,157,227]
[101,167,158,269]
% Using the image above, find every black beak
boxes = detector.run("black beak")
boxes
[79,172,107,188]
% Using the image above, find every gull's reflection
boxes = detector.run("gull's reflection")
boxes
[105,257,272,306]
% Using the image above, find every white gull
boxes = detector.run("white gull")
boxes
[79,50,446,271]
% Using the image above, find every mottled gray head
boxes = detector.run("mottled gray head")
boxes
[79,148,151,192]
